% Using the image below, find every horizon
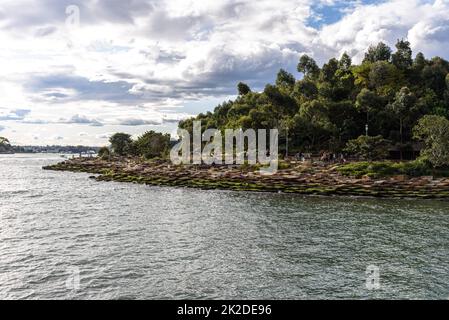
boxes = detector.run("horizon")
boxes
[1,0,449,146]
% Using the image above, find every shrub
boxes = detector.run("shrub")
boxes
[413,115,449,168]
[336,160,439,178]
[109,133,132,156]
[344,135,390,161]
[133,131,171,159]
[98,147,110,160]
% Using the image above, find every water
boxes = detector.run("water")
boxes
[0,154,448,300]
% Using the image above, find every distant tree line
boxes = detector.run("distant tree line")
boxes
[0,138,101,154]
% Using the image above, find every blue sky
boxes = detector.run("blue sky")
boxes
[0,0,448,145]
[308,0,385,28]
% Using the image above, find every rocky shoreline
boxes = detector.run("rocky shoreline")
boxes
[43,157,449,199]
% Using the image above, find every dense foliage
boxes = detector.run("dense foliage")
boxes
[179,40,449,161]
[0,136,12,153]
[413,115,449,167]
[109,131,170,159]
[336,160,449,178]
[132,130,171,159]
[98,146,110,160]
[344,135,390,161]
[109,133,133,156]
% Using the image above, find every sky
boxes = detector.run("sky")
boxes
[0,0,449,146]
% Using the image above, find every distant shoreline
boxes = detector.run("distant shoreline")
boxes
[43,157,449,200]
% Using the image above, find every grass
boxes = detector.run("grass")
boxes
[336,160,449,178]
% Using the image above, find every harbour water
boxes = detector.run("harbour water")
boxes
[0,154,448,299]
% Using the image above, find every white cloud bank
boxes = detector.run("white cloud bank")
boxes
[0,0,448,145]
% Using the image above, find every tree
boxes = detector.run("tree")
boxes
[352,62,372,88]
[413,115,449,167]
[297,54,320,79]
[363,42,392,63]
[276,69,295,89]
[109,133,132,156]
[339,52,352,71]
[0,137,12,153]
[355,89,384,127]
[133,130,171,159]
[98,146,110,160]
[413,52,427,71]
[320,58,339,83]
[263,84,297,116]
[237,82,251,96]
[392,39,413,70]
[369,61,401,91]
[344,135,390,161]
[293,100,337,151]
[294,79,318,100]
[177,39,449,160]
[389,87,416,156]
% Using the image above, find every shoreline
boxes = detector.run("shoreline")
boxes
[43,157,449,199]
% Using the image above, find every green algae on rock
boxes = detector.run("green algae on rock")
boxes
[43,157,449,199]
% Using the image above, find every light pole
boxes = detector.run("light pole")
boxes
[365,124,369,137]
[285,126,289,159]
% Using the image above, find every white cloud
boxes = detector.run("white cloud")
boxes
[0,0,448,145]
[317,0,449,62]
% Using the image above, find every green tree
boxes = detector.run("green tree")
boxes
[133,130,171,159]
[392,39,413,70]
[294,79,318,100]
[0,137,12,153]
[297,54,320,79]
[293,100,337,151]
[339,52,352,71]
[237,82,251,95]
[98,146,110,160]
[413,115,449,167]
[422,57,449,95]
[363,42,392,63]
[109,133,133,156]
[276,69,295,89]
[352,62,372,88]
[263,84,297,116]
[345,135,390,161]
[355,89,384,127]
[389,87,416,155]
[320,58,339,83]
[176,39,449,160]
[413,52,427,71]
[369,61,401,91]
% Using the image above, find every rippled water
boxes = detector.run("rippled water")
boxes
[0,154,448,300]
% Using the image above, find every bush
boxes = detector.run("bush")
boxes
[109,133,132,156]
[0,136,12,153]
[336,160,442,178]
[98,147,110,160]
[344,135,390,161]
[413,115,449,168]
[133,131,171,159]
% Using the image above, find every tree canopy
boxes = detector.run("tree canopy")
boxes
[0,137,12,153]
[133,130,171,159]
[109,133,132,156]
[413,115,449,167]
[179,39,449,159]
